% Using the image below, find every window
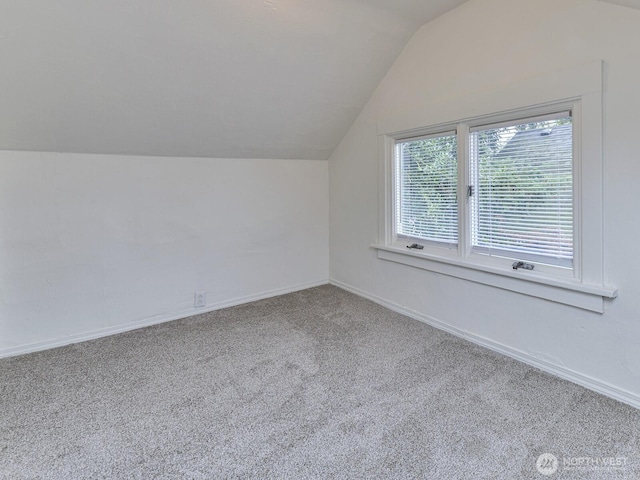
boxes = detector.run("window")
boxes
[469,113,573,269]
[374,61,616,312]
[392,106,576,280]
[395,132,458,246]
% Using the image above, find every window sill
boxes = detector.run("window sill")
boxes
[371,243,617,313]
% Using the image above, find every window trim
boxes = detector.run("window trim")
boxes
[373,61,617,313]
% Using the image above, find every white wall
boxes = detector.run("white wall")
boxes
[0,152,328,356]
[330,0,640,406]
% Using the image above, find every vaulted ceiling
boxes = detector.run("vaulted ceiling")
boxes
[600,0,640,9]
[0,0,469,160]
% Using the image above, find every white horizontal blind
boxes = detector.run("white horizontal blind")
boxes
[469,114,573,267]
[395,132,458,245]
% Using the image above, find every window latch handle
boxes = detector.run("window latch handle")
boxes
[512,261,534,270]
[407,243,424,250]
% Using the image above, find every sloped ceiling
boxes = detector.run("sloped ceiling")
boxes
[600,0,640,9]
[0,0,468,160]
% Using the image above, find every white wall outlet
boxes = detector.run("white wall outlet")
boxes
[194,292,206,308]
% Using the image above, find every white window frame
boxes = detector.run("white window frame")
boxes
[395,129,459,248]
[467,110,574,270]
[373,62,617,313]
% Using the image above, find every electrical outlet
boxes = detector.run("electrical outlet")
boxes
[194,292,206,308]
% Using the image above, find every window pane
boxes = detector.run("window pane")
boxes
[470,116,573,267]
[396,133,458,245]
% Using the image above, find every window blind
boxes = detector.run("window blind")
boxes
[469,114,573,267]
[395,132,458,245]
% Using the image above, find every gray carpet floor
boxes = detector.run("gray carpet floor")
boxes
[1,285,638,479]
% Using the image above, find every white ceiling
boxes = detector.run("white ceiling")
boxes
[600,0,640,9]
[0,0,468,160]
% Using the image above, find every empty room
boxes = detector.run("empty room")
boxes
[1,0,639,478]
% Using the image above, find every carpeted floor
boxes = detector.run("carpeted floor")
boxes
[1,285,638,479]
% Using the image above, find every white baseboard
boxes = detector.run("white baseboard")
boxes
[330,278,640,411]
[0,279,329,359]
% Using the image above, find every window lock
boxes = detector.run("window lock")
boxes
[407,243,424,250]
[512,261,534,270]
